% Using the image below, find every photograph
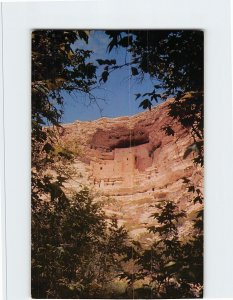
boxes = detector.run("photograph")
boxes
[31,29,204,299]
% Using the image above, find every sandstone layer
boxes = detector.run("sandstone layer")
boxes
[60,99,203,243]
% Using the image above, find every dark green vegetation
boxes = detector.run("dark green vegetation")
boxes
[32,188,131,298]
[31,30,203,298]
[103,30,203,165]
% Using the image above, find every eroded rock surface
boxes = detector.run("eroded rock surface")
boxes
[61,99,203,243]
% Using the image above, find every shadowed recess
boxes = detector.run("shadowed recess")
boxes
[91,128,149,151]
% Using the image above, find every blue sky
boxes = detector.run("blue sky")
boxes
[61,30,160,123]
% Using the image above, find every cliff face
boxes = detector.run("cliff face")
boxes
[60,99,203,242]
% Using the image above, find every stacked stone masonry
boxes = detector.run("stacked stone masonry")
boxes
[60,99,203,240]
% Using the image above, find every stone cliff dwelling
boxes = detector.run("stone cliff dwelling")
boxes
[89,127,162,190]
[62,99,203,237]
[60,100,200,197]
[62,100,200,199]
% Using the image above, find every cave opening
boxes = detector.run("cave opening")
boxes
[111,138,149,150]
[91,128,150,152]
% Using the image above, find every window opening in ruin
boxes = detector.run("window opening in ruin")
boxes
[100,167,102,170]
[152,188,155,191]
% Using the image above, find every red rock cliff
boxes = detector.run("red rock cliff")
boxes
[60,99,203,242]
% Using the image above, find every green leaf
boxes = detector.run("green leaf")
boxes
[162,125,175,136]
[96,59,116,65]
[135,93,141,100]
[150,212,159,219]
[78,31,88,43]
[148,225,156,233]
[101,71,109,83]
[119,36,133,47]
[139,99,152,110]
[131,67,139,76]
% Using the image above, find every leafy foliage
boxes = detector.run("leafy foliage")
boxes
[104,30,204,165]
[32,30,96,127]
[31,30,204,299]
[31,30,100,298]
[32,188,132,299]
[100,33,204,297]
[31,30,97,211]
[139,200,203,298]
